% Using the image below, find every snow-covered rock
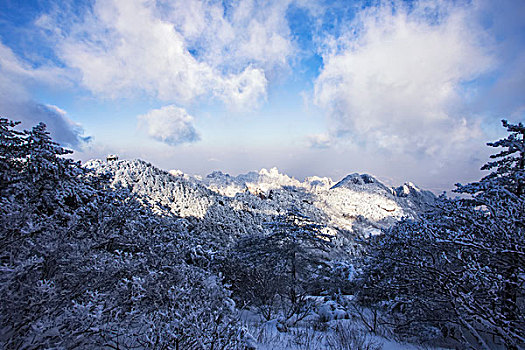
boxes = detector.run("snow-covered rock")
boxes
[85,159,436,250]
[394,182,436,211]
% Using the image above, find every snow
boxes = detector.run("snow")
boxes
[79,159,440,349]
[84,160,435,246]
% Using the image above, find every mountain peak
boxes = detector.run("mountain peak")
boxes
[394,182,422,197]
[331,173,385,190]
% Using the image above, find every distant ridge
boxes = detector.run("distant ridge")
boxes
[85,159,436,241]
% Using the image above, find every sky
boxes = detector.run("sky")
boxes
[1,0,524,192]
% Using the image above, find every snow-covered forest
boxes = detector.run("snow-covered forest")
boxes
[1,117,523,349]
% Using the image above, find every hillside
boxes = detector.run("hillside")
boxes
[1,117,443,350]
[87,160,435,243]
[4,118,522,350]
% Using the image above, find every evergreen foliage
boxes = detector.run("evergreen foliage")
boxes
[223,209,333,321]
[357,120,525,349]
[458,120,525,197]
[0,119,242,349]
[6,116,521,349]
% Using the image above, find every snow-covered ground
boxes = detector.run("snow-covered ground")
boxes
[239,299,449,350]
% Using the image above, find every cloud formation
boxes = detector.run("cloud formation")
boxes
[162,0,294,73]
[2,0,523,192]
[0,42,88,148]
[470,0,525,120]
[314,0,494,157]
[138,105,200,146]
[306,133,332,149]
[47,0,296,110]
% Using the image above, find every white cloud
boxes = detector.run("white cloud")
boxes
[50,0,295,110]
[162,0,294,72]
[214,66,268,110]
[138,105,200,146]
[314,0,494,157]
[0,42,88,148]
[306,133,331,149]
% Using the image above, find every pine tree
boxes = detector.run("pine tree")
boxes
[454,120,525,349]
[0,118,25,192]
[1,120,244,349]
[224,208,332,321]
[357,120,525,349]
[458,120,525,197]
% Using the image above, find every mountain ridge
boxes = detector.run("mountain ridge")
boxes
[85,159,436,243]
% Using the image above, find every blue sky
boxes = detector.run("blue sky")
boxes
[1,0,524,192]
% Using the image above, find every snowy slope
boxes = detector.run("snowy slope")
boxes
[85,159,272,245]
[198,167,435,234]
[85,160,435,247]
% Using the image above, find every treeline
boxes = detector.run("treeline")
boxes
[1,117,523,349]
[0,118,349,349]
[0,119,243,349]
[356,120,525,349]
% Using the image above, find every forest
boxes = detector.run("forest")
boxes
[0,117,523,349]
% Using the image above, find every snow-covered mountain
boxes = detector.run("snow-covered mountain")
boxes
[85,160,435,246]
[7,120,521,350]
[198,167,435,232]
